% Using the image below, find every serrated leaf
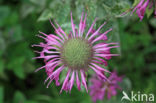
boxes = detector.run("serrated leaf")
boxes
[38,9,52,21]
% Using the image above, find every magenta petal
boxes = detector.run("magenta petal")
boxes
[45,65,64,83]
[35,59,59,72]
[81,13,87,37]
[76,71,81,91]
[32,55,59,60]
[53,19,68,39]
[79,12,84,36]
[85,18,97,39]
[91,63,110,73]
[60,69,71,93]
[69,71,75,91]
[89,65,109,81]
[95,46,119,52]
[88,22,107,40]
[49,19,65,40]
[131,0,144,15]
[49,34,64,43]
[71,12,76,37]
[46,65,64,88]
[93,43,118,49]
[80,70,88,92]
[95,54,119,58]
[91,28,112,44]
[93,57,108,66]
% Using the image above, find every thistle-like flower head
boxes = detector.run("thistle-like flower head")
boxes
[131,0,156,21]
[89,71,122,103]
[33,12,119,93]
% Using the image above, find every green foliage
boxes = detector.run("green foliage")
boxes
[38,9,53,22]
[13,91,26,103]
[0,86,4,103]
[0,6,10,27]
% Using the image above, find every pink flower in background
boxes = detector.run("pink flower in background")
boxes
[32,12,119,93]
[131,0,156,21]
[89,71,122,102]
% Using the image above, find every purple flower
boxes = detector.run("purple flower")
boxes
[131,0,156,21]
[89,71,122,102]
[32,12,119,93]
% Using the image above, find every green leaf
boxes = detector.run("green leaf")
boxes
[6,11,19,26]
[13,91,26,103]
[20,3,35,18]
[149,18,156,28]
[38,9,52,21]
[146,8,154,18]
[120,78,132,92]
[30,0,46,7]
[0,59,4,73]
[32,94,51,102]
[0,36,5,56]
[23,61,35,73]
[13,57,26,79]
[24,100,38,103]
[11,25,23,42]
[7,57,26,79]
[0,86,4,103]
[133,0,140,6]
[0,6,10,27]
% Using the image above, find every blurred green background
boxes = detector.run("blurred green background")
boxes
[0,0,156,103]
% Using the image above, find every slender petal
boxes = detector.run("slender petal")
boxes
[45,65,64,84]
[35,58,60,72]
[71,12,76,37]
[49,19,65,40]
[80,70,88,92]
[81,13,87,37]
[54,19,68,39]
[91,63,110,73]
[69,71,75,91]
[76,71,81,91]
[88,22,107,41]
[85,18,97,39]
[91,28,112,44]
[95,54,119,57]
[79,12,84,36]
[60,69,71,93]
[131,0,144,15]
[93,43,118,49]
[89,65,109,81]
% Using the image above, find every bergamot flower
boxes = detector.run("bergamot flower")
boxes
[89,71,122,102]
[32,12,119,93]
[131,0,156,21]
